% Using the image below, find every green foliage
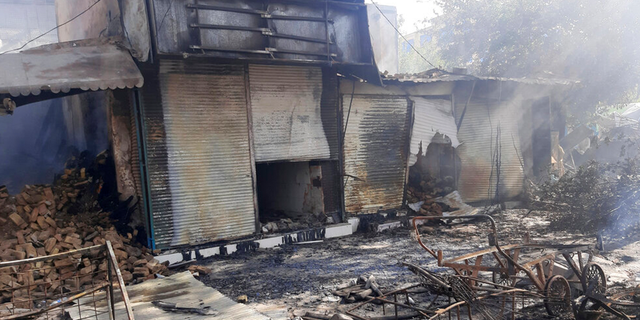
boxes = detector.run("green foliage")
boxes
[430,0,640,116]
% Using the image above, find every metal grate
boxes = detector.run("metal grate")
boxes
[0,242,133,320]
[187,1,334,61]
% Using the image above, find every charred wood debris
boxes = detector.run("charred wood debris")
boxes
[405,168,453,216]
[0,151,168,307]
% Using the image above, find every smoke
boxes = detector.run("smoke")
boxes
[0,100,68,193]
[0,1,58,53]
[0,94,109,194]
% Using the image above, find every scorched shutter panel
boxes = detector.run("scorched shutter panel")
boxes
[249,64,331,162]
[456,101,524,203]
[342,95,410,213]
[409,98,460,166]
[148,61,256,249]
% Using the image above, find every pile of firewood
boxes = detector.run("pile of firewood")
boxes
[0,153,168,306]
[405,166,457,216]
[406,186,443,216]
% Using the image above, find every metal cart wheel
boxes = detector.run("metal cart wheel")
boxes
[581,262,607,295]
[544,275,572,316]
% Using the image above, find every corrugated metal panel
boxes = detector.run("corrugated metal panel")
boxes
[321,69,340,159]
[342,95,410,213]
[139,65,172,248]
[385,73,579,86]
[408,98,460,166]
[129,95,143,218]
[456,101,524,203]
[144,61,255,249]
[249,64,331,162]
[0,38,143,97]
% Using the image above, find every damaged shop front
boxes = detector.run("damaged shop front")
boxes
[137,61,345,250]
[134,0,379,250]
[340,71,574,213]
[10,0,379,253]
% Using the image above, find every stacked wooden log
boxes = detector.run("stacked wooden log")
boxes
[0,155,168,309]
[406,186,444,216]
[406,167,457,216]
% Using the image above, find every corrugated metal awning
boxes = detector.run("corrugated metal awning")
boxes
[0,38,143,98]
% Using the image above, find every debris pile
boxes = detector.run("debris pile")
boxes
[531,158,640,235]
[405,147,458,215]
[0,152,168,293]
[331,275,384,304]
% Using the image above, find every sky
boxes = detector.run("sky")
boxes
[366,0,442,34]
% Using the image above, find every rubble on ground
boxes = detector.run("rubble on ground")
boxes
[0,151,168,305]
[405,149,457,216]
[530,157,640,235]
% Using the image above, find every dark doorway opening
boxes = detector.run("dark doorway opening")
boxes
[256,161,340,234]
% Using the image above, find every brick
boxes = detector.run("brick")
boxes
[15,231,25,245]
[44,217,56,228]
[133,267,150,278]
[36,216,48,230]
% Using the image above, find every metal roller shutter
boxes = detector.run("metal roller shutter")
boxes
[408,98,459,166]
[456,101,524,203]
[143,60,256,249]
[342,95,410,213]
[249,64,331,162]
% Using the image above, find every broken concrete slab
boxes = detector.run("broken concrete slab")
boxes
[69,272,270,320]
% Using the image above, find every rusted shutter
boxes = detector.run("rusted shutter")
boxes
[342,95,410,213]
[456,101,524,203]
[249,64,331,162]
[128,96,143,217]
[409,98,459,166]
[143,60,256,249]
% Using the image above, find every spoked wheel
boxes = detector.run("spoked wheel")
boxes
[544,275,572,316]
[581,262,607,295]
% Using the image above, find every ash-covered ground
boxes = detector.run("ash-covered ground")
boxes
[193,210,640,319]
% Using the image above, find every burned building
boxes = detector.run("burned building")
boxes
[340,71,574,210]
[1,0,380,251]
[0,0,575,256]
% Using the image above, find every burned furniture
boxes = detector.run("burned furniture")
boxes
[344,215,640,320]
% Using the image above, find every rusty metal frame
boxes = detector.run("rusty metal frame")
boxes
[412,215,594,292]
[187,0,335,62]
[343,282,543,320]
[243,63,261,236]
[345,215,622,319]
[0,242,134,320]
[190,23,331,44]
